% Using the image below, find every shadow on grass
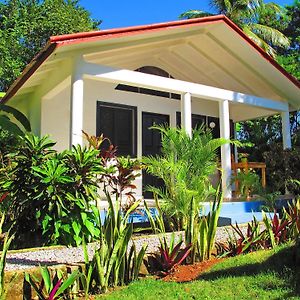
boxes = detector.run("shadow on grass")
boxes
[198,244,300,299]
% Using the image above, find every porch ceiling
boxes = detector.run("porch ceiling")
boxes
[2,16,300,118]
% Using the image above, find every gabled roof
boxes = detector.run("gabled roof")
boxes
[1,15,299,105]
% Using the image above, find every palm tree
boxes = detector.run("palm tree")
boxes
[180,0,290,57]
[143,125,229,230]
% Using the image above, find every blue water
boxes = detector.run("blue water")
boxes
[100,199,290,226]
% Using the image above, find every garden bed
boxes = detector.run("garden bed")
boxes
[5,224,251,271]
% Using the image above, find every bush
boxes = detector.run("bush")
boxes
[263,144,300,195]
[0,132,142,248]
[143,125,229,230]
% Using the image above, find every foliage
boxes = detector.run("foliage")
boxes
[216,217,264,257]
[0,104,31,134]
[0,0,100,91]
[260,191,281,212]
[263,144,300,195]
[0,0,101,91]
[217,200,300,258]
[34,145,103,246]
[179,0,289,57]
[151,233,191,274]
[0,228,14,300]
[186,190,223,263]
[84,131,142,210]
[25,266,79,300]
[283,198,300,241]
[262,212,290,248]
[273,0,300,79]
[0,133,56,247]
[143,197,166,234]
[91,195,147,293]
[143,125,228,230]
[0,104,31,160]
[233,170,261,198]
[0,133,104,247]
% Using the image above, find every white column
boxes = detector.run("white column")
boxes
[281,111,292,149]
[181,92,192,137]
[219,100,232,199]
[70,61,84,148]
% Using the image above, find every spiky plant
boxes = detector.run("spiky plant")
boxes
[143,125,229,230]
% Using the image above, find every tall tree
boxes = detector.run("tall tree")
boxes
[277,0,300,79]
[0,0,101,91]
[180,0,290,57]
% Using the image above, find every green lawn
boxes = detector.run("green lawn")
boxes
[98,243,300,300]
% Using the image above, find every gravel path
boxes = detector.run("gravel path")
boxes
[5,225,249,271]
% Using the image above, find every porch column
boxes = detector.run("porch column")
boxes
[219,99,232,199]
[281,111,292,149]
[181,92,192,137]
[70,62,84,147]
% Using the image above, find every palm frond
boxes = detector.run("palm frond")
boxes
[250,23,290,49]
[179,10,213,19]
[242,25,277,57]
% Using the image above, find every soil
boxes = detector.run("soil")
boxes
[162,258,223,283]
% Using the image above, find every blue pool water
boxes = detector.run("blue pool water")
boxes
[100,199,291,226]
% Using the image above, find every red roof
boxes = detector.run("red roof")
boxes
[2,15,299,103]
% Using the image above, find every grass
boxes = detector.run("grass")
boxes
[97,243,300,300]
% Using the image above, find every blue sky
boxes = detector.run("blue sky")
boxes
[80,0,295,30]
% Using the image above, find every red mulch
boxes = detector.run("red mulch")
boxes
[162,258,223,283]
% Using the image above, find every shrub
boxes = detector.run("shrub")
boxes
[150,233,191,274]
[263,144,300,195]
[143,125,229,231]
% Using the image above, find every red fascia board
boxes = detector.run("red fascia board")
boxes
[50,15,227,44]
[2,15,299,103]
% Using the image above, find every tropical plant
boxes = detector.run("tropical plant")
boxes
[35,145,103,246]
[262,211,291,248]
[216,217,264,257]
[186,189,223,263]
[83,130,142,210]
[151,233,192,274]
[143,125,229,231]
[233,170,261,199]
[0,133,56,247]
[284,198,300,240]
[92,194,147,293]
[263,144,300,195]
[180,0,290,57]
[0,104,31,135]
[143,196,166,234]
[0,132,107,247]
[0,227,15,300]
[25,266,79,300]
[0,104,31,162]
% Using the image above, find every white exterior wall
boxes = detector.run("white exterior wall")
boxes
[41,83,71,151]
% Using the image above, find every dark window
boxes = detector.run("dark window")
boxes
[116,66,181,100]
[176,112,207,129]
[176,112,235,139]
[96,102,137,157]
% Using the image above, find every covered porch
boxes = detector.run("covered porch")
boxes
[70,60,293,199]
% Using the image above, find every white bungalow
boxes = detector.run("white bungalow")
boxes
[2,15,300,200]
